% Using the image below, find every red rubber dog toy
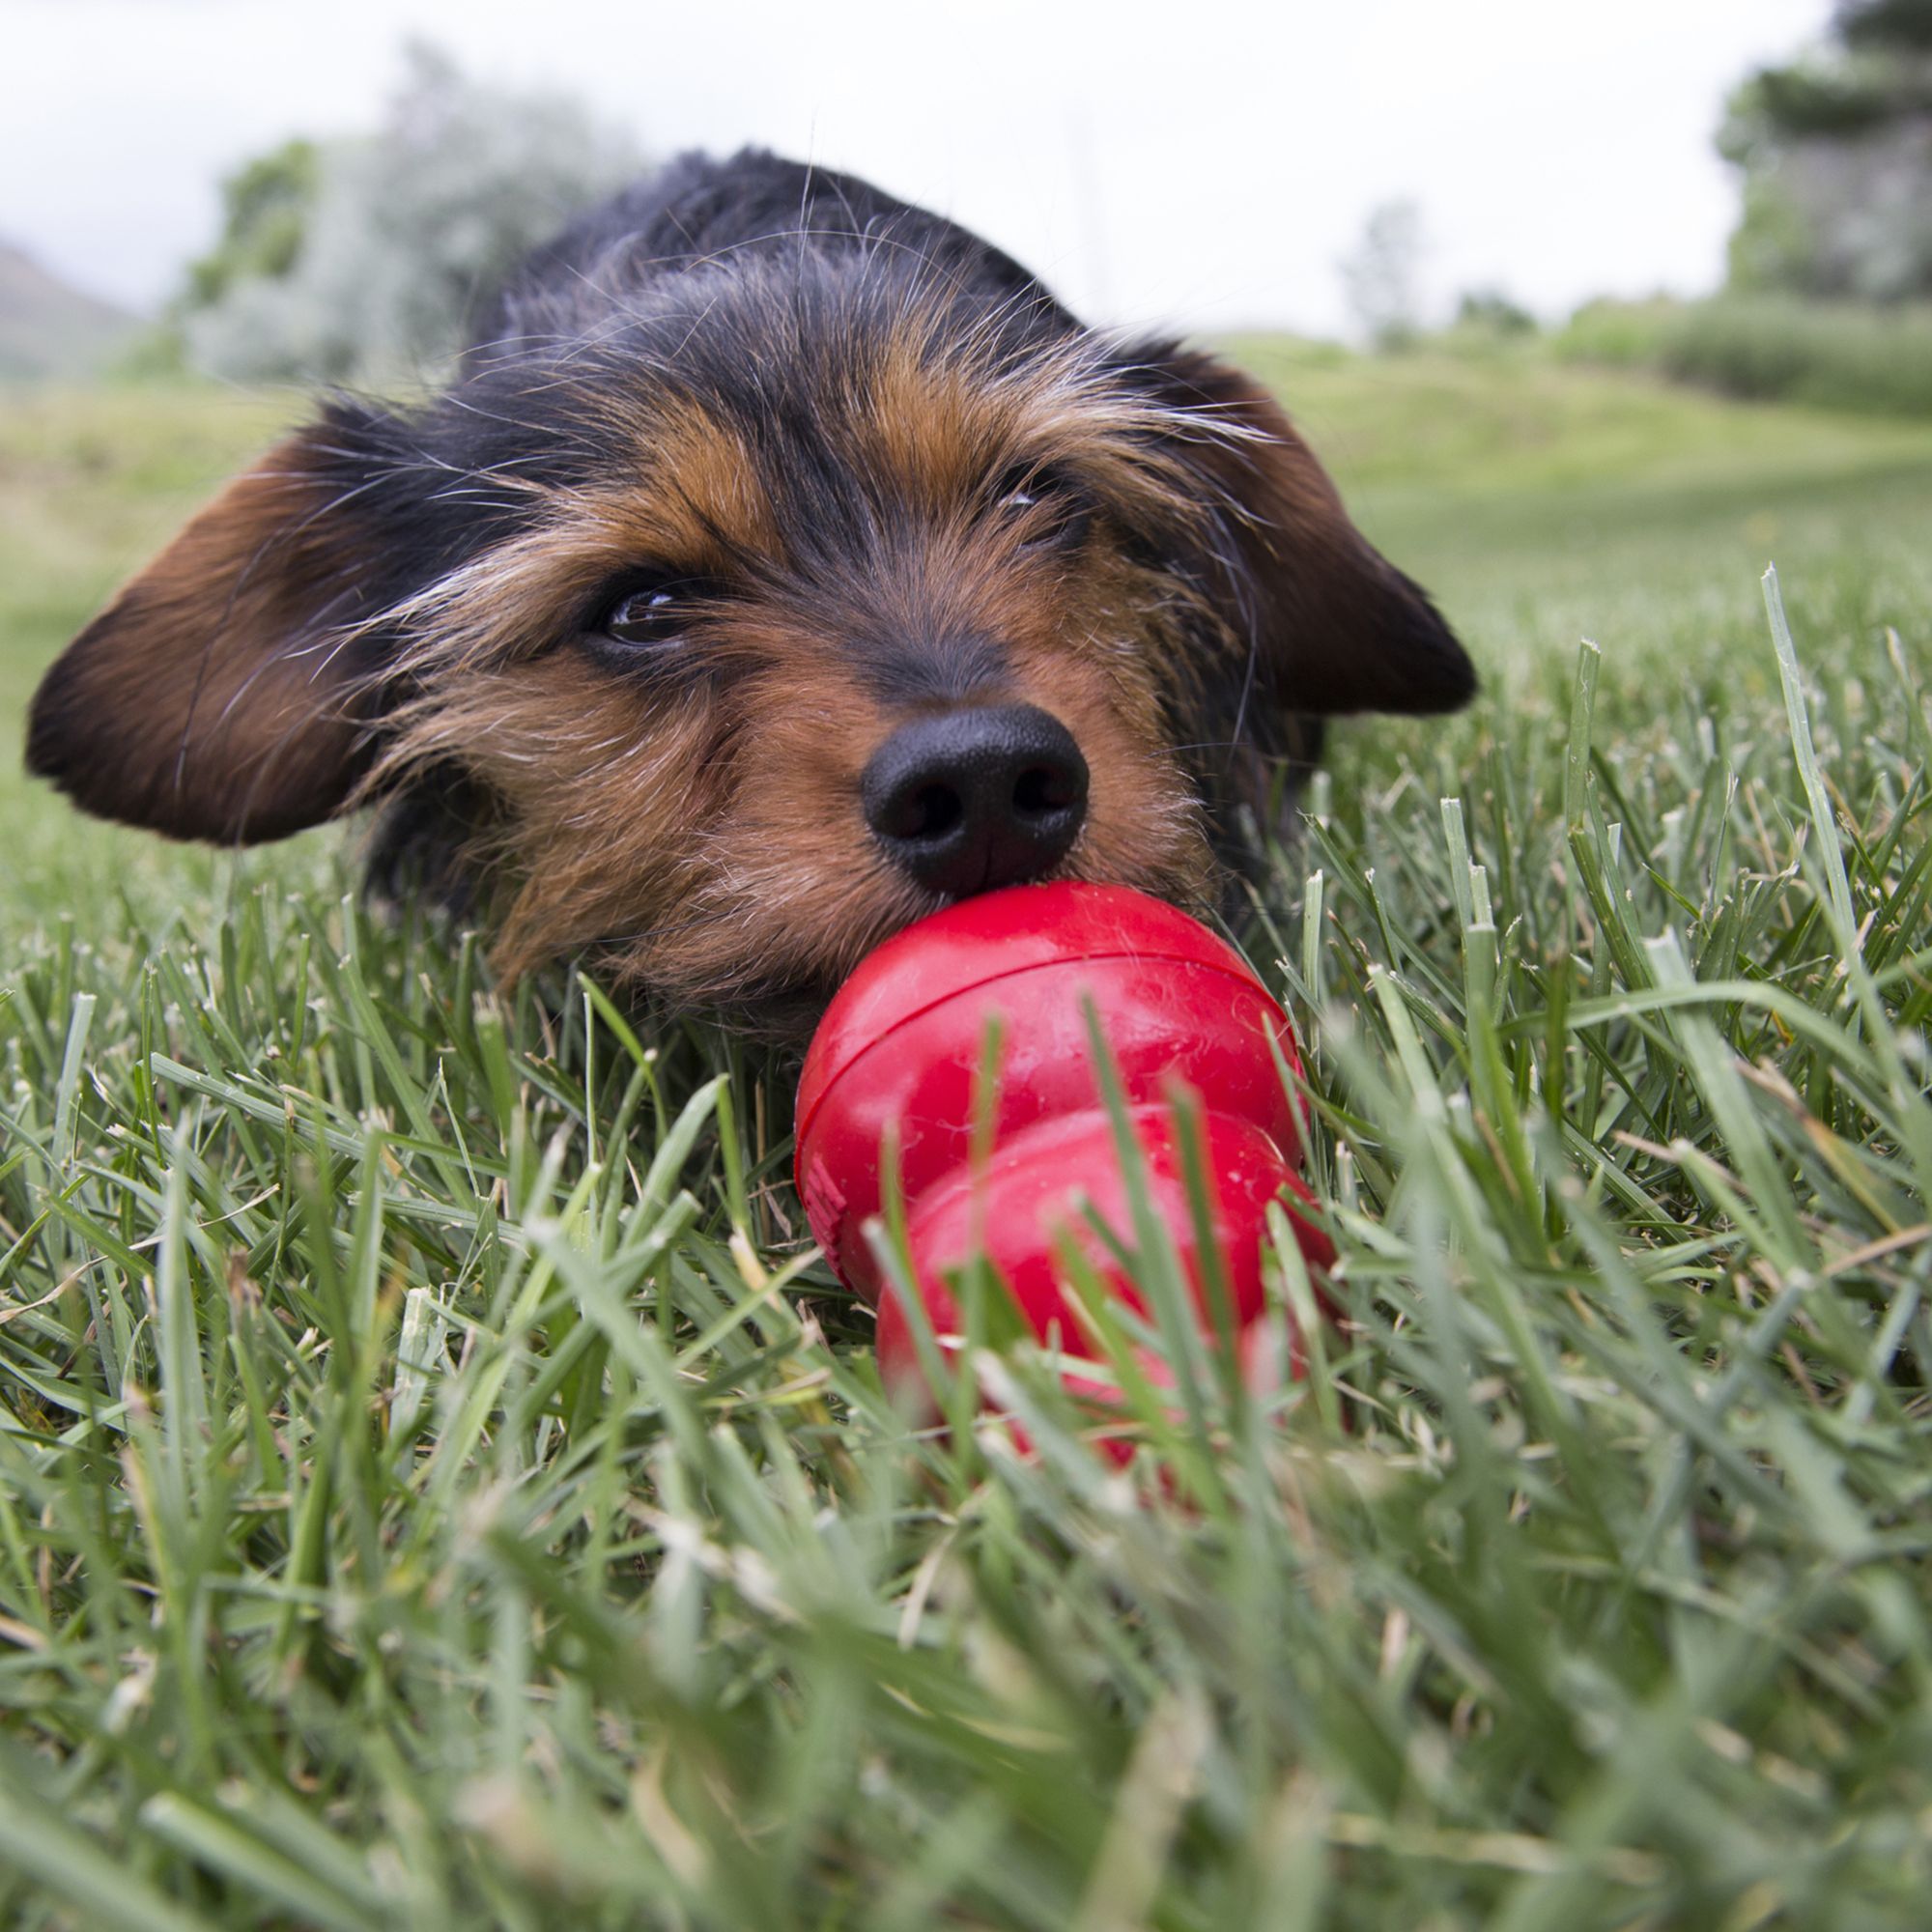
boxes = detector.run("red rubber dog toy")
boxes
[794,881,1334,1414]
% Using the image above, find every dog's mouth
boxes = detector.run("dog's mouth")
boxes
[554,709,1220,1029]
[581,837,1218,1044]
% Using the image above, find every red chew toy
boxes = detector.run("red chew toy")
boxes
[793,881,1334,1414]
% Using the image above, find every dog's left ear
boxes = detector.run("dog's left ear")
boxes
[1126,343,1475,718]
[26,407,403,843]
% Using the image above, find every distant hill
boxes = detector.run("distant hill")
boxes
[0,242,140,380]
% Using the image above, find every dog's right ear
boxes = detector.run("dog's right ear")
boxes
[26,408,400,843]
[1119,342,1476,721]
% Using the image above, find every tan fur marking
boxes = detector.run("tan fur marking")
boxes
[362,333,1397,1012]
[380,446,1217,1010]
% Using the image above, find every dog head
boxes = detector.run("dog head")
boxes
[27,164,1473,1016]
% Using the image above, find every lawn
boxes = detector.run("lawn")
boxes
[2,353,1930,1930]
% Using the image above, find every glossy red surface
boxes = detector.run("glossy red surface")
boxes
[796,882,1309,1300]
[874,1109,1335,1389]
[795,881,1282,1143]
[791,880,1334,1430]
[881,1128,1345,1453]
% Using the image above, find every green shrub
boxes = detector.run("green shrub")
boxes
[1453,287,1538,336]
[1549,297,1684,370]
[1556,294,1932,415]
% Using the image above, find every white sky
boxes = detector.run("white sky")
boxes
[1,0,1833,335]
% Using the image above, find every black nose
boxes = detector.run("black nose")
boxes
[862,704,1089,898]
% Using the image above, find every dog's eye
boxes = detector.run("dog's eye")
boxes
[595,578,707,648]
[992,467,1091,551]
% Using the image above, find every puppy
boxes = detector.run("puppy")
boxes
[27,151,1473,1026]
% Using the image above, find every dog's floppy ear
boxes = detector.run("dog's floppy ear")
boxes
[26,410,400,843]
[1130,343,1475,718]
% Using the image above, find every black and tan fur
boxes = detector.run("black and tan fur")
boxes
[27,151,1474,1024]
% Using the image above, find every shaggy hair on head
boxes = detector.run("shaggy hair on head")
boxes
[27,151,1474,1026]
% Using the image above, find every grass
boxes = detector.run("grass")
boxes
[2,355,1931,1929]
[1224,333,1932,661]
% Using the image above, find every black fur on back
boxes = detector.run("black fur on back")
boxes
[470,150,1077,363]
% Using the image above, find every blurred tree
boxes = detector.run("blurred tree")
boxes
[1339,200,1427,351]
[1720,1,1932,299]
[182,43,642,383]
[1454,287,1537,337]
[1840,0,1932,53]
[183,139,321,310]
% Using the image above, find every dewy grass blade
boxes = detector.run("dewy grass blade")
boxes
[153,1140,208,1517]
[1079,996,1218,1462]
[50,990,95,1177]
[1441,796,1476,933]
[140,1794,384,1932]
[1564,639,1602,835]
[0,1755,214,1932]
[1300,867,1325,1018]
[1764,564,1858,952]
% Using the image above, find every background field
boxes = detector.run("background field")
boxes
[2,355,1930,1929]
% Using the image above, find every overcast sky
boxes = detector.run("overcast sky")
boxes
[2,0,1833,335]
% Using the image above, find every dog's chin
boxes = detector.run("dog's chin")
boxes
[585,949,867,1050]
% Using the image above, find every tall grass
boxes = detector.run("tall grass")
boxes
[2,378,1931,1926]
[2,561,1927,1926]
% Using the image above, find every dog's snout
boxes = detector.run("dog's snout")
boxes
[862,704,1089,898]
